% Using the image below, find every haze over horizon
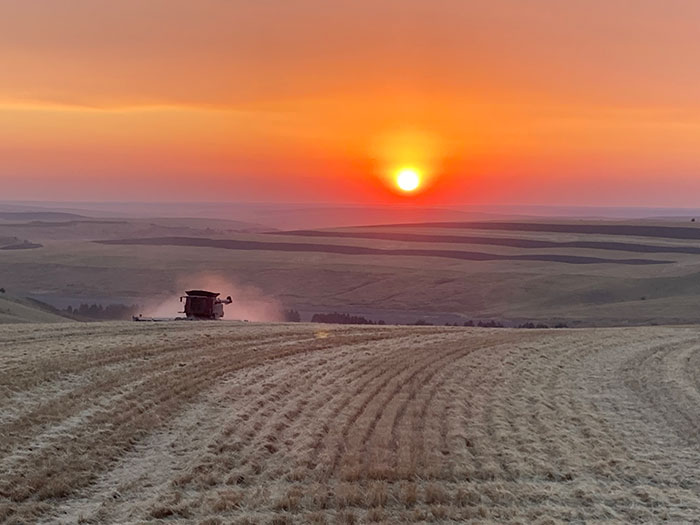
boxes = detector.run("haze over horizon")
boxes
[3,1,700,207]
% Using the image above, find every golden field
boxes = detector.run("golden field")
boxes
[2,322,700,523]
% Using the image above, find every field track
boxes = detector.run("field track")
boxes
[2,323,700,523]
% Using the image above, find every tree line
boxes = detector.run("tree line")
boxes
[284,309,568,328]
[310,312,386,325]
[64,303,140,320]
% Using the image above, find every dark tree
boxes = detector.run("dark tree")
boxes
[478,320,504,328]
[66,302,139,320]
[311,312,375,325]
[284,309,301,322]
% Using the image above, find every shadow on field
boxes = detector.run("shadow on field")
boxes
[280,229,700,255]
[97,237,671,265]
[369,221,700,240]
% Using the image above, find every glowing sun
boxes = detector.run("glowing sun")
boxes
[396,168,421,192]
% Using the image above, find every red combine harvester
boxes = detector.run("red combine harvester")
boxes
[133,289,232,321]
[181,290,233,320]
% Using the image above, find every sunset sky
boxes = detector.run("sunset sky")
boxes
[2,1,700,206]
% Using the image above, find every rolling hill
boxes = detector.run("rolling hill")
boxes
[4,217,700,326]
[0,294,72,324]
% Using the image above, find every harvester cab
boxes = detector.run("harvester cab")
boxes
[180,290,233,320]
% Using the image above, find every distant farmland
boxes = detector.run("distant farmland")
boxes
[2,322,700,523]
[6,217,700,326]
[98,236,670,265]
[366,220,700,240]
[280,228,700,255]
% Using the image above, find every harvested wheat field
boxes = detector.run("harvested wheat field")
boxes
[2,322,700,524]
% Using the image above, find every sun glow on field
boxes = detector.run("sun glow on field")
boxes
[396,168,421,192]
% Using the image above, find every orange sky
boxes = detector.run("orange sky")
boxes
[2,1,700,206]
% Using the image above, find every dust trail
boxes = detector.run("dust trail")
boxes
[140,272,284,322]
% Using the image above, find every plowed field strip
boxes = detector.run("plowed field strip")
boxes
[327,335,464,479]
[313,335,451,480]
[0,333,313,467]
[0,325,378,520]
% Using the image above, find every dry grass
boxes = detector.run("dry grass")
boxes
[2,322,700,523]
[0,294,70,324]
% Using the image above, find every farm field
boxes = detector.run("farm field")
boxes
[5,216,700,325]
[2,322,700,523]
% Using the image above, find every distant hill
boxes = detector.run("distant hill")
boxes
[0,293,72,324]
[0,216,270,242]
[0,236,42,250]
[0,211,86,221]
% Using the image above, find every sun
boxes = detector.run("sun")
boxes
[396,168,421,192]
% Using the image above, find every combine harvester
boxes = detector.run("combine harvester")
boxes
[133,290,233,321]
[179,290,233,320]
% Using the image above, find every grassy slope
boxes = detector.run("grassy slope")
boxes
[0,295,71,324]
